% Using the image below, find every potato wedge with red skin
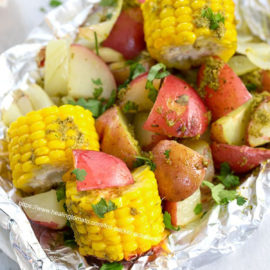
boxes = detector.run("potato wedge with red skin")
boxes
[247,97,270,147]
[164,189,201,226]
[96,106,141,169]
[198,57,252,121]
[103,8,145,59]
[73,150,134,191]
[182,139,214,182]
[144,75,209,138]
[119,72,161,112]
[211,142,270,173]
[152,140,206,201]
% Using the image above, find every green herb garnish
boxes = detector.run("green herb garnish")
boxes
[118,62,146,90]
[92,78,103,99]
[100,262,123,270]
[216,162,240,189]
[106,13,113,20]
[163,211,180,231]
[56,183,66,202]
[194,203,203,215]
[123,101,139,113]
[99,0,117,7]
[164,149,171,159]
[68,89,116,118]
[146,63,170,102]
[63,230,77,249]
[72,168,87,181]
[245,83,257,91]
[49,0,62,7]
[92,198,117,218]
[201,7,225,30]
[133,156,156,171]
[40,7,46,12]
[175,94,189,105]
[203,181,247,206]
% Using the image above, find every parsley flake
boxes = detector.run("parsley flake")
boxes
[164,149,171,159]
[63,230,77,249]
[72,168,87,181]
[245,83,257,91]
[100,262,123,270]
[118,62,146,90]
[194,203,203,215]
[201,8,225,30]
[92,198,117,218]
[49,0,62,7]
[123,101,139,113]
[99,0,117,7]
[92,78,102,86]
[56,183,66,202]
[216,162,240,189]
[203,181,247,206]
[133,156,156,171]
[163,211,180,231]
[146,63,170,102]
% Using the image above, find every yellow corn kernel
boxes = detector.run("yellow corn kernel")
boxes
[160,7,174,18]
[21,152,32,163]
[17,125,29,136]
[175,6,192,16]
[176,22,193,32]
[174,0,189,8]
[34,147,49,156]
[22,161,35,172]
[161,16,176,28]
[30,121,46,132]
[175,31,196,44]
[92,242,106,251]
[20,143,32,154]
[35,156,50,165]
[191,0,206,9]
[30,130,45,141]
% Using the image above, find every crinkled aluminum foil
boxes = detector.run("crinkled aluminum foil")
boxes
[0,1,270,269]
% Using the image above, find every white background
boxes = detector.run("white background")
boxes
[0,0,270,269]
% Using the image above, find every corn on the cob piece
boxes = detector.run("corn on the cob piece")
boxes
[141,0,237,69]
[65,165,165,261]
[7,105,99,193]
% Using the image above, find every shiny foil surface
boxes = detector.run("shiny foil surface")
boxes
[0,0,270,269]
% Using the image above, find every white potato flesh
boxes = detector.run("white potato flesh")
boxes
[68,44,116,99]
[21,190,66,229]
[44,39,70,96]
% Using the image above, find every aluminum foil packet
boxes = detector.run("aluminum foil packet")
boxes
[0,0,270,269]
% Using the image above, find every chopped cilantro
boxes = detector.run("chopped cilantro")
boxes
[216,162,240,189]
[194,203,203,215]
[106,13,113,20]
[100,262,123,270]
[146,63,170,102]
[94,31,99,56]
[92,198,117,218]
[133,156,156,171]
[49,0,62,7]
[245,83,257,91]
[78,263,83,269]
[63,230,77,249]
[237,196,247,206]
[203,181,247,206]
[99,0,117,7]
[164,149,171,159]
[92,78,102,86]
[93,87,103,99]
[123,101,138,113]
[68,89,116,118]
[56,183,66,202]
[118,62,146,90]
[201,8,225,30]
[163,211,180,231]
[72,168,87,181]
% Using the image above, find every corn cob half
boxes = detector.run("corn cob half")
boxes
[142,0,237,69]
[65,165,165,261]
[7,105,99,193]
